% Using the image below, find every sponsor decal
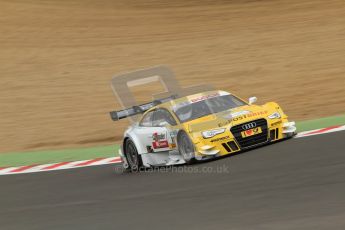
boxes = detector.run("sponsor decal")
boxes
[152,132,169,149]
[210,136,230,143]
[233,111,268,121]
[152,140,169,149]
[230,110,251,118]
[169,130,178,138]
[169,130,178,148]
[241,127,262,138]
[152,132,166,141]
[245,129,253,135]
[190,93,220,103]
[247,110,268,117]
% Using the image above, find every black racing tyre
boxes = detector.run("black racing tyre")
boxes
[124,139,142,172]
[177,131,196,164]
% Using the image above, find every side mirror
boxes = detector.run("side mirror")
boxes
[248,97,257,105]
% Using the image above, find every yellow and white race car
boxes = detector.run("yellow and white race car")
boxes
[110,90,296,170]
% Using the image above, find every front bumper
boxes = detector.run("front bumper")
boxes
[195,119,296,159]
[282,121,297,134]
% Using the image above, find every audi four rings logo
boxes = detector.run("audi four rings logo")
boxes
[242,122,256,130]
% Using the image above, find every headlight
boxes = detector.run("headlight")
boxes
[268,112,281,119]
[202,128,226,139]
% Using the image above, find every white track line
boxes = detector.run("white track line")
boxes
[1,125,344,176]
[295,125,345,138]
[0,157,122,175]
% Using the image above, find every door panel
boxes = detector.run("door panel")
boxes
[134,126,170,153]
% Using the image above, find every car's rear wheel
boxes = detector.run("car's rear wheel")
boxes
[177,131,196,164]
[125,139,142,171]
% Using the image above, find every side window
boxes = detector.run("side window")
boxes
[152,109,177,127]
[140,111,154,127]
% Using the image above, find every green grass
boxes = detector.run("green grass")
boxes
[0,145,119,168]
[0,114,344,167]
[296,114,345,132]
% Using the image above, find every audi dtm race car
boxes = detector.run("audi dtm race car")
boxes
[110,90,296,170]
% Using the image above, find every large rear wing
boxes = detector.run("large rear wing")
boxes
[109,66,213,123]
[109,95,177,121]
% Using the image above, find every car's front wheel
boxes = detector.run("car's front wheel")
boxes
[124,139,142,171]
[177,131,196,164]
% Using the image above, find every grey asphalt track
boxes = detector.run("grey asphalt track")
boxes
[1,132,345,230]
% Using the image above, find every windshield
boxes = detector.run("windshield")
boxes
[173,95,246,123]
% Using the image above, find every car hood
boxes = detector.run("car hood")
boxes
[184,104,274,133]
